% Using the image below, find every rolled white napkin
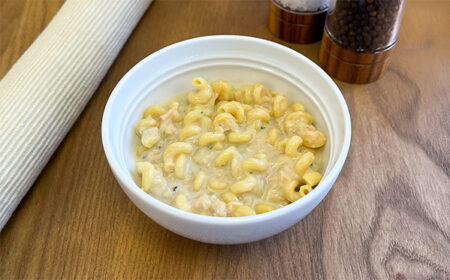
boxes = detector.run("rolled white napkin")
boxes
[0,0,153,230]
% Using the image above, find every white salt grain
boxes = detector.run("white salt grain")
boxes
[275,0,329,12]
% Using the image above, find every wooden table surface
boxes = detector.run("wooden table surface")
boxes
[1,0,449,279]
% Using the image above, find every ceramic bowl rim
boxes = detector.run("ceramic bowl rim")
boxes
[101,35,351,226]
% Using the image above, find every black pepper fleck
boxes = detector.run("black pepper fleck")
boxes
[327,0,404,52]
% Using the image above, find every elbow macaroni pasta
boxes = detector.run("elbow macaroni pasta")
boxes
[217,101,245,123]
[230,175,257,194]
[241,154,269,172]
[213,113,239,132]
[193,171,206,192]
[179,124,202,141]
[227,130,253,144]
[285,135,303,158]
[134,78,327,217]
[188,77,213,104]
[136,162,155,194]
[144,105,166,118]
[215,147,237,167]
[198,132,226,146]
[163,142,193,173]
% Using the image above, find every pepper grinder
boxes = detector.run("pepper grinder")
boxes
[319,0,407,83]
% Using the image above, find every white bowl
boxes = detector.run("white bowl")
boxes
[102,35,351,244]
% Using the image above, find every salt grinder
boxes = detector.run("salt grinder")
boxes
[268,0,329,44]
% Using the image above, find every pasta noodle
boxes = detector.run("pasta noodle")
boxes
[134,78,326,217]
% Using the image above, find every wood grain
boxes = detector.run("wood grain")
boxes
[319,30,394,84]
[0,0,449,279]
[268,0,327,44]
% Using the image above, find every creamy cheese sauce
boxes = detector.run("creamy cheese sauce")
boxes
[134,78,326,217]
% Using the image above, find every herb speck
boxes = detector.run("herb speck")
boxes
[173,186,178,191]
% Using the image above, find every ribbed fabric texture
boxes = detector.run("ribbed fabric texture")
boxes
[0,0,152,230]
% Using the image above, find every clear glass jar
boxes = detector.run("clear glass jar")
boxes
[319,0,407,83]
[274,0,329,13]
[326,0,406,52]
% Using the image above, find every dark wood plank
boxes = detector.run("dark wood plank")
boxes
[0,0,449,279]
